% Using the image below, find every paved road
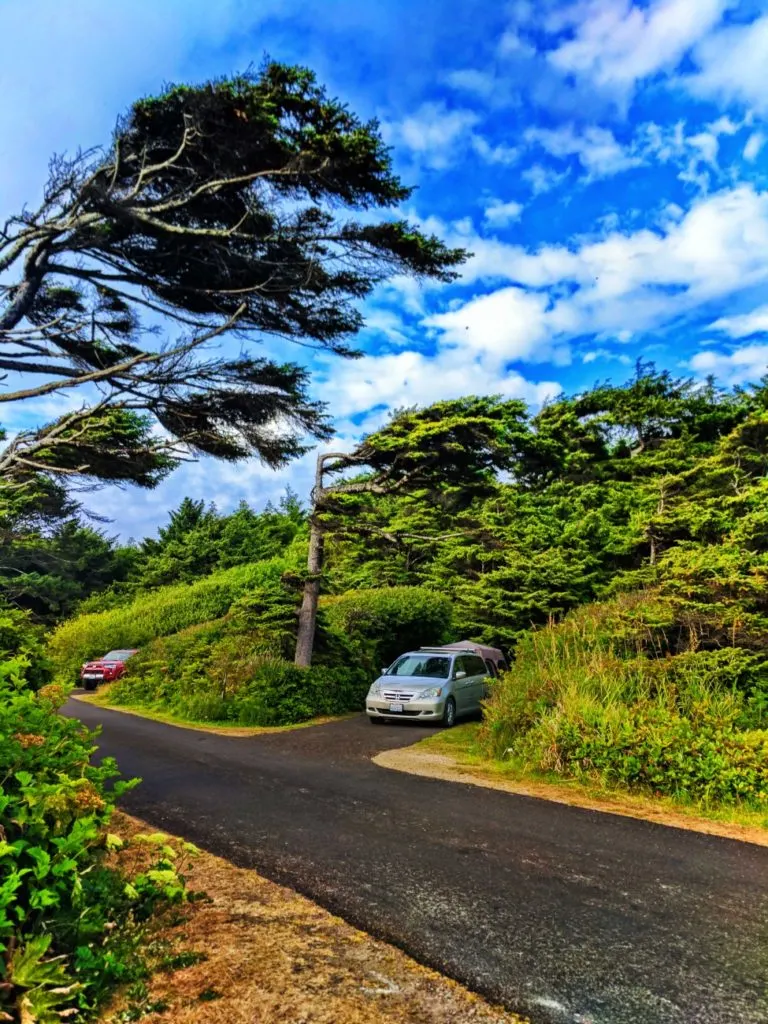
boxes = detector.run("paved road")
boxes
[66,700,768,1024]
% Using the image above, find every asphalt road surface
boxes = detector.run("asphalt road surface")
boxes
[66,700,768,1024]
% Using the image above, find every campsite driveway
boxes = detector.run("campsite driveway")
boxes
[66,701,768,1024]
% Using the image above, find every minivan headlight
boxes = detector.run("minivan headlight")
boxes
[368,683,382,697]
[420,686,443,699]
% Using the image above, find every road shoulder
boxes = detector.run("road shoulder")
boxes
[103,812,526,1024]
[374,740,768,848]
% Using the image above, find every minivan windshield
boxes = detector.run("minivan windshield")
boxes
[387,655,451,679]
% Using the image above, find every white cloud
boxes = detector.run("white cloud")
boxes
[363,308,414,347]
[524,124,642,178]
[744,131,766,163]
[419,186,768,369]
[446,69,497,98]
[548,0,730,93]
[315,345,562,419]
[384,102,521,169]
[582,348,632,365]
[483,198,524,227]
[522,163,570,195]
[638,121,730,194]
[425,286,572,365]
[690,344,768,385]
[707,115,742,137]
[497,29,536,58]
[710,305,768,339]
[687,131,719,167]
[384,102,481,170]
[470,136,521,165]
[686,14,768,113]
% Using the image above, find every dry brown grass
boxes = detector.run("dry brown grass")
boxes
[102,813,525,1024]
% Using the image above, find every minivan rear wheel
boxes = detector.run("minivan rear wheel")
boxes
[441,697,457,728]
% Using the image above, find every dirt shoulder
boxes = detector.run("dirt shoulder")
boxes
[103,812,525,1024]
[374,740,768,848]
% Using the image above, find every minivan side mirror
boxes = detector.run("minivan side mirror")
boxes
[454,670,467,679]
[381,666,388,675]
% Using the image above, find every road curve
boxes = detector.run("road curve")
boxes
[66,700,768,1024]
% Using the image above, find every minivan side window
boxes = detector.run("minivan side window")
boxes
[484,658,497,677]
[464,654,487,676]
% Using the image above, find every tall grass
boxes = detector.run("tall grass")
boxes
[48,559,290,680]
[482,592,768,806]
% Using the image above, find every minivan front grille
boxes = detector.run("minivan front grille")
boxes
[382,690,415,703]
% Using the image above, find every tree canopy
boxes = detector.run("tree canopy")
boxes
[0,62,464,492]
[295,396,532,664]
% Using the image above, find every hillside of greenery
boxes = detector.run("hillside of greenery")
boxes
[0,628,198,1021]
[9,365,768,806]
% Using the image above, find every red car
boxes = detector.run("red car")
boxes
[80,649,138,691]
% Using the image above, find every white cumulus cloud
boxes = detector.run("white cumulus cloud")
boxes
[710,305,768,339]
[425,286,572,365]
[383,102,481,170]
[690,344,768,385]
[314,345,562,418]
[483,198,524,227]
[420,185,768,366]
[548,0,729,93]
[743,131,766,163]
[524,124,642,178]
[686,14,768,113]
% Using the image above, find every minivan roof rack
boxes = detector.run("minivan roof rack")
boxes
[419,645,471,652]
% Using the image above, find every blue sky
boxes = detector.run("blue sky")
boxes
[3,0,768,539]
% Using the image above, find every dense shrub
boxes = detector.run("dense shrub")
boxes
[321,586,454,672]
[0,658,191,1021]
[482,593,768,806]
[546,710,768,805]
[109,652,367,727]
[231,660,367,726]
[47,559,291,681]
[0,606,52,690]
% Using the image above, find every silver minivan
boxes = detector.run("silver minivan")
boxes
[366,643,505,727]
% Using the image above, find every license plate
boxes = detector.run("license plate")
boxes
[388,702,404,713]
[83,674,101,680]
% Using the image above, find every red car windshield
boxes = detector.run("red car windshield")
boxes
[102,650,134,661]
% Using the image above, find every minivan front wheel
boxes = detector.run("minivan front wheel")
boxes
[441,697,457,728]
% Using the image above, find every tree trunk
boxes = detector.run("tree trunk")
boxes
[294,451,327,668]
[294,516,324,667]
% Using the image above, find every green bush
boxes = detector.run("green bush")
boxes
[321,586,454,672]
[0,606,52,690]
[482,592,768,807]
[47,559,291,681]
[110,650,367,728]
[0,658,191,1021]
[232,659,367,726]
[546,708,768,805]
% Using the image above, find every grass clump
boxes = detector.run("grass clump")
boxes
[482,592,768,808]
